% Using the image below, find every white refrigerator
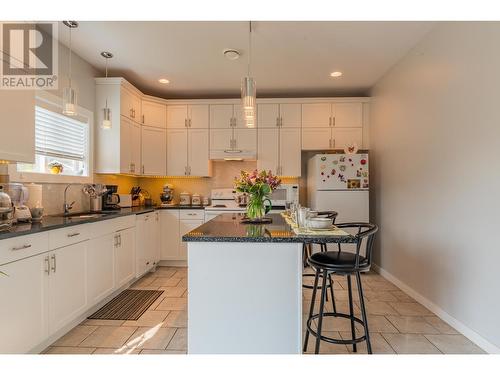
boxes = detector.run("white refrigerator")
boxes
[307,153,369,223]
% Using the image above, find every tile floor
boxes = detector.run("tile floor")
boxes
[42,266,485,355]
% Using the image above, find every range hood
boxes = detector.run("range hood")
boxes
[210,149,257,161]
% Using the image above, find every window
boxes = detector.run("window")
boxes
[10,92,93,184]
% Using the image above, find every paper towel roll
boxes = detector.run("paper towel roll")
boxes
[25,183,42,208]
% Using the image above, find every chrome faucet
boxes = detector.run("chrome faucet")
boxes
[63,183,79,215]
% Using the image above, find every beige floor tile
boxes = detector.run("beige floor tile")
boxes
[149,278,183,287]
[303,299,333,315]
[148,295,166,310]
[182,289,188,297]
[423,317,459,334]
[162,310,188,328]
[93,348,141,354]
[177,278,188,287]
[386,316,439,334]
[44,346,96,354]
[79,326,138,348]
[339,332,395,354]
[329,290,360,302]
[363,290,399,302]
[156,297,188,311]
[151,269,177,279]
[364,280,400,291]
[131,276,156,288]
[382,333,441,354]
[315,315,358,332]
[389,302,434,316]
[172,269,188,278]
[53,325,98,347]
[365,315,399,333]
[358,300,399,315]
[82,319,125,326]
[337,279,372,291]
[157,286,187,297]
[167,328,187,350]
[122,310,170,327]
[304,331,349,354]
[390,290,415,302]
[125,327,177,350]
[129,285,160,291]
[140,349,187,354]
[158,277,181,287]
[424,334,485,354]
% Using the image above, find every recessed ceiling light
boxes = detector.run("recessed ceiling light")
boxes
[330,71,343,78]
[223,49,240,60]
[158,78,170,84]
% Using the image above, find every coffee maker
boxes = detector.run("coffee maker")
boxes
[102,185,121,210]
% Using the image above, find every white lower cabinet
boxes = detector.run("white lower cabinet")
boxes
[115,227,136,288]
[87,234,115,306]
[48,242,88,334]
[135,212,160,277]
[0,253,49,354]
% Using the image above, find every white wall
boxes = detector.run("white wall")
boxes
[370,22,500,351]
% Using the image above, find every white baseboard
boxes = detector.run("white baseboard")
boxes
[372,263,500,354]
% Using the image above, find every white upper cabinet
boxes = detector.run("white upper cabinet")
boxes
[141,126,167,176]
[333,128,363,149]
[167,105,188,128]
[280,103,302,128]
[141,99,166,128]
[257,104,280,128]
[279,128,301,176]
[257,128,279,174]
[188,129,211,176]
[188,105,209,128]
[234,129,257,153]
[0,90,35,163]
[167,104,209,129]
[210,104,234,128]
[210,129,233,152]
[333,103,363,128]
[302,103,331,128]
[121,85,141,122]
[167,129,188,176]
[302,128,332,150]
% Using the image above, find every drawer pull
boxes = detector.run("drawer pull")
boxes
[67,232,80,238]
[11,244,32,251]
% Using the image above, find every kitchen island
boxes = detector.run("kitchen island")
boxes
[183,213,355,354]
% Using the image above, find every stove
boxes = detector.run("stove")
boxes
[204,188,246,221]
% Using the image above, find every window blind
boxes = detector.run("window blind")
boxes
[35,106,88,161]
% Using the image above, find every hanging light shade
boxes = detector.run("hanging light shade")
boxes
[62,21,78,116]
[241,21,256,128]
[241,76,256,128]
[100,51,114,129]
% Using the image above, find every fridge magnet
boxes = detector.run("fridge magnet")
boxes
[364,178,368,182]
[362,172,368,177]
[338,174,346,182]
[344,143,359,155]
[321,171,324,176]
[351,164,354,167]
[327,175,330,178]
[362,183,369,188]
[356,170,362,177]
[339,165,346,172]
[323,179,326,182]
[347,179,361,189]
[331,169,336,175]
[360,159,367,165]
[333,160,338,165]
[320,164,326,170]
[321,156,327,161]
[340,156,346,162]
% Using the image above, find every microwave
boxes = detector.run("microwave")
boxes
[269,184,299,207]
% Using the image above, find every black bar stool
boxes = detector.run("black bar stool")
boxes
[302,211,338,306]
[303,223,378,354]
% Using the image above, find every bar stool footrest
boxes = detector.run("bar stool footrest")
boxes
[302,273,332,290]
[306,312,367,345]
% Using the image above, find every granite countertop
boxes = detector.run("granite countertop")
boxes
[155,204,206,210]
[182,213,357,244]
[0,206,156,241]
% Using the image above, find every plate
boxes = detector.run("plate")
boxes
[308,225,336,231]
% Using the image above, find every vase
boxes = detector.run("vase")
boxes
[246,194,272,221]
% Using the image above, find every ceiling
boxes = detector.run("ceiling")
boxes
[59,21,434,99]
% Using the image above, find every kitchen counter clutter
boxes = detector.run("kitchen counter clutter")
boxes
[183,213,356,243]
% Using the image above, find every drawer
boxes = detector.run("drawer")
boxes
[0,232,49,265]
[180,209,205,220]
[88,215,136,237]
[48,224,90,250]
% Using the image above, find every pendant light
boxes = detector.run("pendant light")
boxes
[62,21,78,116]
[241,21,256,128]
[101,51,114,129]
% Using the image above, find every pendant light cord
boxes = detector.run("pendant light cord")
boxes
[68,25,72,88]
[248,21,252,77]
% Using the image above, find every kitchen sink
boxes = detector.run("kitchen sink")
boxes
[53,211,115,219]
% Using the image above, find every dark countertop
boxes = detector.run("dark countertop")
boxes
[0,206,156,241]
[182,213,357,244]
[155,204,206,210]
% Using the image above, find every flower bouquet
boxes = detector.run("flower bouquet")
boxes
[234,169,281,222]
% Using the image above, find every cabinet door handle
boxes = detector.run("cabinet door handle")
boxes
[11,244,32,251]
[329,139,332,148]
[67,232,80,238]
[114,235,117,247]
[329,117,332,127]
[189,118,192,127]
[50,254,56,273]
[332,117,335,126]
[142,165,145,174]
[185,118,188,127]
[280,117,283,127]
[333,139,335,148]
[118,234,122,247]
[142,114,145,124]
[276,117,280,127]
[45,256,50,275]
